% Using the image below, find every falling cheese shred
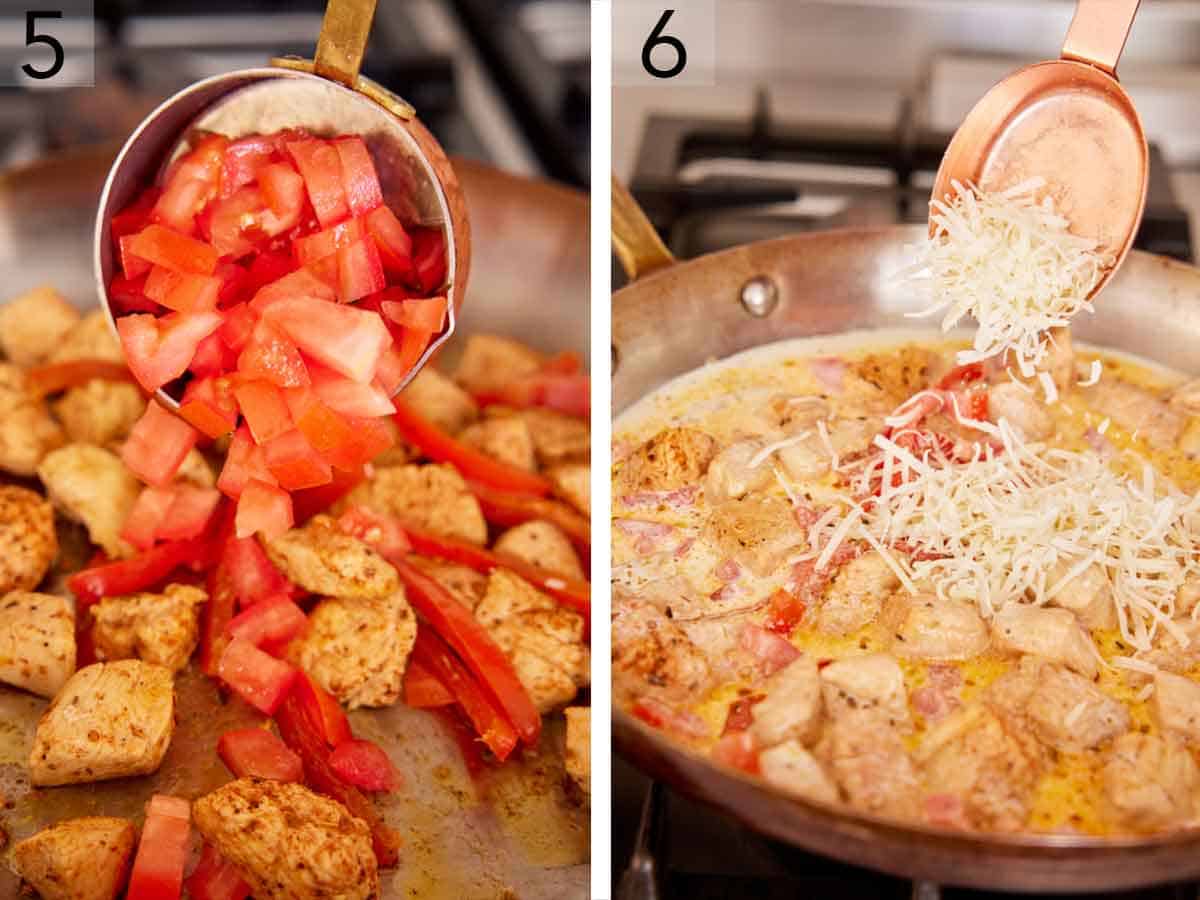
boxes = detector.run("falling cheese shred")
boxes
[901,178,1111,374]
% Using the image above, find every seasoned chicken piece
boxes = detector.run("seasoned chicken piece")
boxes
[30,660,173,786]
[47,311,124,365]
[37,444,140,559]
[549,462,590,515]
[882,592,989,661]
[820,653,909,728]
[917,704,1044,832]
[761,395,831,433]
[826,710,920,819]
[453,333,544,395]
[1047,560,1117,629]
[1103,732,1200,831]
[750,656,822,747]
[817,552,900,635]
[704,439,775,503]
[851,346,941,405]
[340,463,487,545]
[0,286,81,366]
[702,492,802,578]
[1153,671,1200,743]
[620,426,714,494]
[1142,619,1200,675]
[11,816,135,900]
[0,485,57,595]
[409,558,488,611]
[475,570,588,713]
[90,584,206,673]
[288,589,415,709]
[612,597,712,703]
[193,778,378,900]
[0,592,74,697]
[263,515,399,600]
[564,706,590,796]
[983,654,1041,719]
[760,739,839,806]
[775,432,832,482]
[988,382,1054,440]
[1026,665,1129,752]
[0,363,66,476]
[1176,573,1200,618]
[494,521,585,580]
[403,367,479,434]
[1169,377,1200,415]
[990,605,1099,678]
[1084,378,1185,450]
[458,416,537,471]
[53,381,145,447]
[519,407,590,466]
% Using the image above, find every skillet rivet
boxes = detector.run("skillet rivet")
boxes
[740,276,778,317]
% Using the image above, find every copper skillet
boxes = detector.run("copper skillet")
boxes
[0,151,589,900]
[611,179,1200,891]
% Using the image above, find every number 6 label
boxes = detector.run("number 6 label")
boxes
[6,4,94,86]
[614,1,715,87]
[642,10,687,79]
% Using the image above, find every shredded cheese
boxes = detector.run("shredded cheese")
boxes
[1078,359,1103,387]
[749,430,811,469]
[1037,371,1059,405]
[1098,417,1110,435]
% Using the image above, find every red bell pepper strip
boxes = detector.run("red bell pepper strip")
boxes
[223,535,294,608]
[467,480,590,552]
[431,706,488,775]
[392,557,541,746]
[392,399,553,496]
[292,671,353,747]
[274,689,402,866]
[25,359,141,399]
[200,536,240,676]
[402,656,455,708]
[410,628,519,760]
[67,537,210,608]
[217,727,303,782]
[473,372,590,419]
[186,843,250,900]
[328,738,401,792]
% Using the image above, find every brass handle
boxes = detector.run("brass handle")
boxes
[611,174,674,281]
[1061,0,1140,77]
[314,0,378,87]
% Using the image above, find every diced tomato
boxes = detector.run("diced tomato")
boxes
[409,226,447,293]
[722,695,762,736]
[227,595,307,647]
[336,238,385,303]
[218,426,278,499]
[110,186,160,240]
[238,319,310,388]
[308,362,395,418]
[108,274,160,315]
[161,273,221,313]
[258,161,306,219]
[631,696,709,739]
[403,657,454,708]
[329,739,399,792]
[937,362,986,391]
[293,218,363,268]
[218,302,258,353]
[68,536,211,608]
[25,359,140,399]
[243,250,298,297]
[291,671,353,747]
[290,391,356,459]
[381,295,447,332]
[324,416,395,471]
[333,137,383,217]
[126,794,191,900]
[363,206,413,277]
[235,479,294,540]
[215,262,253,306]
[185,842,250,900]
[210,186,278,259]
[190,331,234,378]
[200,518,239,676]
[144,265,184,303]
[373,348,406,396]
[117,310,224,393]
[119,234,152,279]
[217,727,303,782]
[218,636,298,714]
[739,624,801,677]
[220,134,278,199]
[233,379,292,444]
[249,267,336,313]
[467,481,589,553]
[541,350,583,375]
[179,376,239,439]
[128,224,218,275]
[222,534,293,608]
[264,429,333,490]
[262,296,391,384]
[121,486,177,551]
[157,486,222,541]
[286,139,350,228]
[764,589,807,636]
[336,506,412,560]
[710,731,760,775]
[122,401,199,487]
[291,465,368,522]
[393,327,433,382]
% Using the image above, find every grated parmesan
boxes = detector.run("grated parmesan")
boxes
[1078,359,1103,387]
[749,430,811,469]
[1037,371,1058,405]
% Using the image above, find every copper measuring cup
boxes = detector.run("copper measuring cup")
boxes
[93,0,470,409]
[931,0,1147,300]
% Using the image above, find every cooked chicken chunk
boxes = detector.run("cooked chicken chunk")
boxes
[90,584,206,673]
[882,592,989,661]
[988,382,1054,440]
[475,570,588,713]
[30,660,173,786]
[750,656,822,747]
[775,433,833,482]
[1103,732,1200,831]
[1047,560,1117,630]
[1153,671,1200,743]
[0,286,81,367]
[47,310,124,365]
[458,416,537,471]
[702,492,803,578]
[990,605,1099,678]
[612,597,712,703]
[1169,377,1200,415]
[704,439,775,503]
[53,380,145,448]
[340,463,487,545]
[1040,327,1077,394]
[37,444,140,559]
[11,816,135,900]
[817,552,900,635]
[620,426,715,494]
[403,367,478,434]
[0,591,74,697]
[759,740,839,806]
[1084,379,1185,450]
[761,395,831,433]
[820,653,909,728]
[193,778,378,900]
[1026,665,1129,752]
[0,485,57,595]
[0,363,65,476]
[826,710,920,819]
[1176,573,1200,618]
[409,558,487,611]
[852,346,941,405]
[519,408,590,466]
[494,521,585,580]
[263,515,399,600]
[1142,619,1200,675]
[288,589,415,709]
[453,333,544,395]
[564,706,590,796]
[549,462,590,515]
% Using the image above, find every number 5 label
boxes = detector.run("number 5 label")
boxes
[6,4,94,86]
[614,1,715,87]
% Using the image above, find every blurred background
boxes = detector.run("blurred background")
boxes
[0,0,590,188]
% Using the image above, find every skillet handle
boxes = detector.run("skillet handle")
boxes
[314,0,378,87]
[1061,0,1140,77]
[612,174,675,281]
